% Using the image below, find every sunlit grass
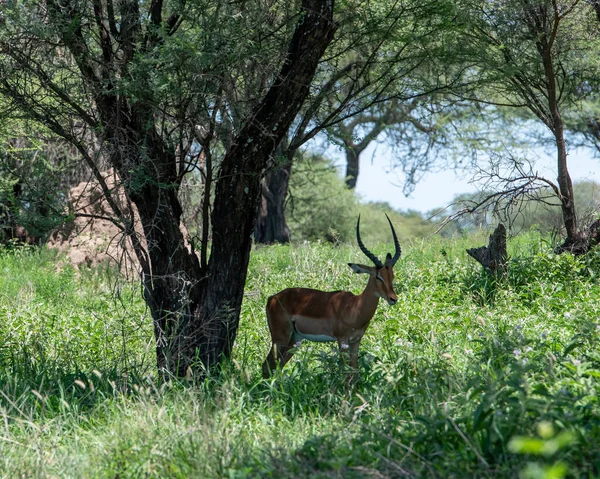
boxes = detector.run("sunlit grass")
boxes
[1,235,600,477]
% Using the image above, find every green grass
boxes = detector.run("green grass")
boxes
[1,235,600,477]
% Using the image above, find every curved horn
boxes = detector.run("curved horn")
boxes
[386,213,401,266]
[356,215,383,268]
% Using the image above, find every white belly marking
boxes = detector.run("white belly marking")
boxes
[295,332,336,343]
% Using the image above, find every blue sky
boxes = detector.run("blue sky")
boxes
[343,144,599,215]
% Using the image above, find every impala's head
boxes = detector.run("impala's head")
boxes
[348,214,401,305]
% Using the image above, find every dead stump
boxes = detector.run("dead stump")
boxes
[466,223,507,276]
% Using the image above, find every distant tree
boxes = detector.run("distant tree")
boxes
[329,98,438,190]
[0,0,336,377]
[452,0,600,253]
[254,139,294,244]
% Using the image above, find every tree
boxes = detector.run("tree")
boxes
[0,0,336,376]
[254,139,294,244]
[453,0,600,253]
[328,98,437,190]
[253,0,460,243]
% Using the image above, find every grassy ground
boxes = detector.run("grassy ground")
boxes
[1,233,600,478]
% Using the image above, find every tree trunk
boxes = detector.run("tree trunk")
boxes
[554,119,578,240]
[345,147,359,189]
[153,0,336,375]
[105,128,204,374]
[552,127,592,253]
[540,32,583,253]
[254,142,292,244]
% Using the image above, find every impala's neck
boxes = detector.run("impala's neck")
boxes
[354,275,380,327]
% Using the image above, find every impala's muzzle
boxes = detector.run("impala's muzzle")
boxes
[387,296,398,306]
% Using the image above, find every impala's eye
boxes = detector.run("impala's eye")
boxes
[376,275,384,282]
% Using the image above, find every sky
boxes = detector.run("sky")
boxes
[340,143,600,215]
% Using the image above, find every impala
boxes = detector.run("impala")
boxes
[262,214,401,378]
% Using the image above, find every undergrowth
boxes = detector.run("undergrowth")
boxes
[1,234,600,478]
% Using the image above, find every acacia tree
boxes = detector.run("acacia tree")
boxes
[0,0,336,376]
[329,98,464,191]
[454,0,600,253]
[335,100,436,190]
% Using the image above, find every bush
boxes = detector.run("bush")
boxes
[0,137,75,244]
[286,154,359,243]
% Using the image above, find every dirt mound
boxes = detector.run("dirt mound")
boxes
[48,170,143,269]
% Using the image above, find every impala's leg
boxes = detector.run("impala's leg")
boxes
[262,345,278,378]
[262,296,294,378]
[337,339,350,369]
[263,341,298,378]
[348,339,361,371]
[337,339,361,380]
[275,342,296,369]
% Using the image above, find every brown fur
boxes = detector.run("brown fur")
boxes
[262,256,398,378]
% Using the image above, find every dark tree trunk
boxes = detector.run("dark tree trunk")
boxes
[345,147,359,189]
[254,142,292,244]
[340,118,388,190]
[525,23,599,256]
[186,0,336,372]
[99,111,204,374]
[538,27,588,254]
[550,118,595,254]
[554,131,584,253]
[552,111,578,245]
[466,223,507,276]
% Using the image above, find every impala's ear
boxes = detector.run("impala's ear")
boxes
[348,263,374,275]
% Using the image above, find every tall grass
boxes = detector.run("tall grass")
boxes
[1,235,600,477]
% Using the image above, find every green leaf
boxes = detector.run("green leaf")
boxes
[508,437,545,455]
[562,341,583,356]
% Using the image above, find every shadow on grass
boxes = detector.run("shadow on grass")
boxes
[0,360,161,424]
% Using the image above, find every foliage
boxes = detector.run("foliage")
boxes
[564,98,600,155]
[455,0,598,111]
[286,154,437,244]
[0,146,66,243]
[286,155,360,243]
[2,233,600,476]
[0,122,80,244]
